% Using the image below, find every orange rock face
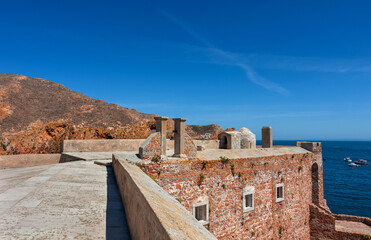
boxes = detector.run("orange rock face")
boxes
[1,120,156,155]
[0,74,224,155]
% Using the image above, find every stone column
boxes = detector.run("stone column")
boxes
[154,116,168,158]
[262,126,273,148]
[173,118,187,158]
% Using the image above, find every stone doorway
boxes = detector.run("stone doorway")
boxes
[220,136,228,149]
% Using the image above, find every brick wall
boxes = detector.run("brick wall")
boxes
[311,151,327,210]
[309,204,336,239]
[140,151,324,239]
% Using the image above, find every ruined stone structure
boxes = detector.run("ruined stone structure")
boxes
[139,117,197,160]
[218,128,256,150]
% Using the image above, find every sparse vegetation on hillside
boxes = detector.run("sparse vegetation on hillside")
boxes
[0,74,224,155]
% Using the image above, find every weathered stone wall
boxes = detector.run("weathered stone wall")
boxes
[184,134,197,159]
[0,154,61,169]
[63,139,219,153]
[297,142,322,153]
[112,155,217,240]
[309,204,336,239]
[193,140,219,149]
[139,133,161,160]
[335,214,371,226]
[63,139,145,152]
[142,152,319,239]
[309,204,370,240]
[139,133,198,160]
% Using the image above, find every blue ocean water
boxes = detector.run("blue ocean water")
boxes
[257,140,371,218]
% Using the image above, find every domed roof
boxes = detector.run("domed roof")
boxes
[238,127,256,142]
[238,127,253,134]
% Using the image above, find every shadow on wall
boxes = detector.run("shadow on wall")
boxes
[105,166,131,240]
[312,163,319,206]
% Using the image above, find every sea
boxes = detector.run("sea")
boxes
[256,140,371,218]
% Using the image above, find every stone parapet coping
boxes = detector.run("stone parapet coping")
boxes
[112,154,217,240]
[62,139,220,153]
[197,146,311,160]
[335,213,371,226]
[0,154,62,169]
[110,146,312,165]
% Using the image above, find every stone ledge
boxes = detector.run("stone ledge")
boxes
[63,139,220,153]
[197,146,310,160]
[334,213,371,226]
[0,154,62,169]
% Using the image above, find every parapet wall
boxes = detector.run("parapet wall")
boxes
[0,154,61,169]
[335,214,371,226]
[112,155,217,240]
[309,204,336,239]
[297,141,322,153]
[63,139,219,153]
[62,139,145,152]
[309,204,371,240]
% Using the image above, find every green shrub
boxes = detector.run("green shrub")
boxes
[198,173,205,186]
[219,156,229,167]
[151,155,161,163]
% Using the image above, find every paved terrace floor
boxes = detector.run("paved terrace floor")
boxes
[335,220,371,236]
[0,161,130,239]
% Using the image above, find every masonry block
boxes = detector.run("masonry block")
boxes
[262,126,273,148]
[174,118,187,158]
[297,141,322,153]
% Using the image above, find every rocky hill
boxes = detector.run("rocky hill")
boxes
[0,74,222,155]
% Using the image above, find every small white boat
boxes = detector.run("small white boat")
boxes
[348,163,360,167]
[357,159,369,165]
[344,157,352,162]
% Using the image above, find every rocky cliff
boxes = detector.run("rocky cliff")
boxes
[0,74,222,154]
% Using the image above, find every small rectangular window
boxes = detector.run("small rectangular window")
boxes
[243,186,254,212]
[195,204,207,221]
[276,183,284,202]
[193,201,209,224]
[245,194,253,208]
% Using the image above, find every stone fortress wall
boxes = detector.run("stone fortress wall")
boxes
[133,116,327,239]
[130,116,370,239]
[140,145,324,239]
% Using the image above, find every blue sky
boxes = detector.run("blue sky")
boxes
[1,0,371,140]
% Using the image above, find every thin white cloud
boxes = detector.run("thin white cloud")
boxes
[179,44,371,74]
[242,54,371,73]
[158,9,288,95]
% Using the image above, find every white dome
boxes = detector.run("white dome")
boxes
[238,127,253,134]
[238,127,256,149]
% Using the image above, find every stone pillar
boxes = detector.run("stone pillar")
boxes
[154,116,168,158]
[262,126,272,148]
[173,118,187,158]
